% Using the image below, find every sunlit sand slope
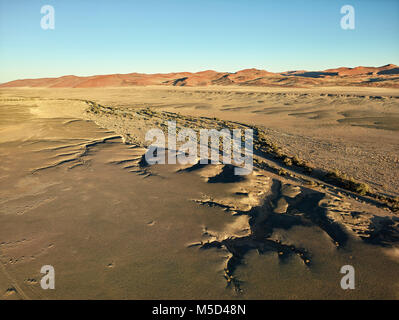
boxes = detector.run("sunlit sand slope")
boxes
[0,88,398,299]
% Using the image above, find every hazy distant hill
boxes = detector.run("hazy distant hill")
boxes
[2,64,399,88]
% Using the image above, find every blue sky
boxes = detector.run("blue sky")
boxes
[0,0,398,82]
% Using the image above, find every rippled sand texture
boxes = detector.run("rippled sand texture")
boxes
[0,87,398,299]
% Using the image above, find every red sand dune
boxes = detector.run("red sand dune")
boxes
[1,64,398,88]
[325,64,399,76]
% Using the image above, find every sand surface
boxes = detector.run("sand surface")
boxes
[0,86,398,299]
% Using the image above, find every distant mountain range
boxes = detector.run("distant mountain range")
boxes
[2,64,399,88]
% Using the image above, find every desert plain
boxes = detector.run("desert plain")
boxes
[0,66,399,299]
